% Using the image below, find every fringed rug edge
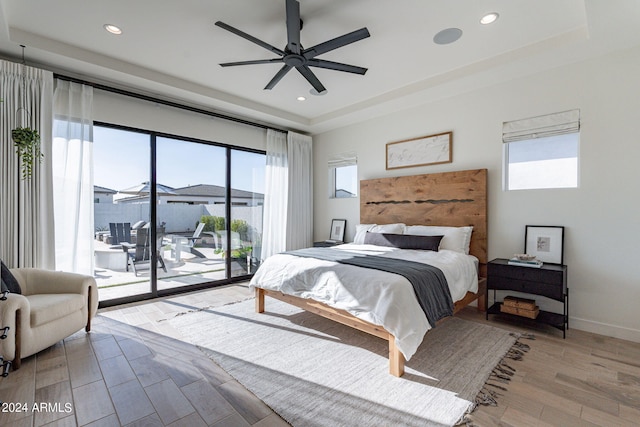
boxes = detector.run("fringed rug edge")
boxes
[455,332,536,427]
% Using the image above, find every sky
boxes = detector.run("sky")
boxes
[93,126,266,194]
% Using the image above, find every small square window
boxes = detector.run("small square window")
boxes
[330,164,358,198]
[504,133,579,190]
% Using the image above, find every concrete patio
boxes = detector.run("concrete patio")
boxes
[94,238,253,301]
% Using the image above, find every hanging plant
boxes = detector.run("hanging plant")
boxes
[12,127,42,180]
[11,46,43,180]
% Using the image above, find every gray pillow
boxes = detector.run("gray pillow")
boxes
[364,232,443,251]
[1,260,21,294]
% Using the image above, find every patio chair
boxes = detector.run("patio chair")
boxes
[124,226,167,276]
[187,222,206,258]
[108,222,132,245]
[130,220,146,243]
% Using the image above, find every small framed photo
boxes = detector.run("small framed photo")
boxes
[525,225,564,265]
[329,219,347,242]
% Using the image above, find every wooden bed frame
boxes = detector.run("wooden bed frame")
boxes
[255,168,488,377]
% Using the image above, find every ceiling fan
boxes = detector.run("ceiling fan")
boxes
[214,0,370,93]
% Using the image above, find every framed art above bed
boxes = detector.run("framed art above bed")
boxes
[385,131,452,170]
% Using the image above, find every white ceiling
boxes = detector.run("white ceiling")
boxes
[1,0,639,134]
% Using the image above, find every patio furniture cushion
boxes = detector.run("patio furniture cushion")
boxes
[28,293,85,327]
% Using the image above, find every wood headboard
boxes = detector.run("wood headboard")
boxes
[360,168,488,276]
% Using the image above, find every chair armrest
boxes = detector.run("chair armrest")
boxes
[0,293,30,324]
[0,293,30,360]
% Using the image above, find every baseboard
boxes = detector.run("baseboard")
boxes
[569,316,640,344]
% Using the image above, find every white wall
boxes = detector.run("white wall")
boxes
[313,45,640,343]
[93,89,266,151]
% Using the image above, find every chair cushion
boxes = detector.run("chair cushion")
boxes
[1,260,22,294]
[27,294,85,327]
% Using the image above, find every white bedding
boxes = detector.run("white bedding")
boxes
[249,243,478,361]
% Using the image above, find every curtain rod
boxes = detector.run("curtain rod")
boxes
[53,73,288,134]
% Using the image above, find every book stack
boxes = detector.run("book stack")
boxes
[500,295,540,319]
[508,257,543,268]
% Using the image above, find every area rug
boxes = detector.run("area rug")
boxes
[169,298,524,427]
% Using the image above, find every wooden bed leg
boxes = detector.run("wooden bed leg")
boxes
[389,335,404,377]
[255,288,265,313]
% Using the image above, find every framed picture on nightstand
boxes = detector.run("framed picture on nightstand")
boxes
[525,225,564,265]
[329,219,346,242]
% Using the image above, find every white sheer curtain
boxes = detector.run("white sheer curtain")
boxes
[52,80,94,275]
[0,59,55,268]
[261,130,288,259]
[261,130,313,260]
[286,131,313,250]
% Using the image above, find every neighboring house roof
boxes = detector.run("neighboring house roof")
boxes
[94,185,117,194]
[173,184,263,199]
[335,189,355,198]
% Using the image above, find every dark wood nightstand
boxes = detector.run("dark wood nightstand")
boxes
[486,258,568,338]
[313,241,341,247]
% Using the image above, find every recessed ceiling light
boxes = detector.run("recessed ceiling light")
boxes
[433,28,463,45]
[480,13,499,25]
[297,96,306,101]
[103,24,123,35]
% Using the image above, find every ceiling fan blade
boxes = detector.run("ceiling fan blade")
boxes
[265,64,293,90]
[303,27,370,59]
[220,58,284,67]
[285,0,301,54]
[215,21,285,56]
[307,59,367,75]
[296,65,326,93]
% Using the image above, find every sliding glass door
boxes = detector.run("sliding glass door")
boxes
[230,149,265,277]
[155,136,228,291]
[92,124,266,304]
[93,126,152,301]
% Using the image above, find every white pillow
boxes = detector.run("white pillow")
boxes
[371,223,406,235]
[353,223,406,244]
[354,224,376,244]
[404,225,473,254]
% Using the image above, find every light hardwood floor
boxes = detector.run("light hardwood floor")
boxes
[1,283,639,427]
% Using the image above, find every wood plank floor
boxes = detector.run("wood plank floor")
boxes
[1,283,639,426]
[456,309,640,426]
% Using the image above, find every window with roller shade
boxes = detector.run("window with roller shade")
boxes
[503,109,580,190]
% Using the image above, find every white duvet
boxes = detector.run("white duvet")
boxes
[249,243,478,361]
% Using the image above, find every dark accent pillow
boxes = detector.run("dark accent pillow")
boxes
[364,232,443,251]
[1,260,22,294]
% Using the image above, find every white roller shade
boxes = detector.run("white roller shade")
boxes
[503,109,580,143]
[328,151,357,168]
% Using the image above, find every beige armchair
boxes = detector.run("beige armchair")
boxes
[0,268,98,370]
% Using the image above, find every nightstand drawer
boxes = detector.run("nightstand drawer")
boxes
[488,275,564,301]
[488,262,565,286]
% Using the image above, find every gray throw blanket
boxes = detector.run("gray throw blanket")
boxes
[284,247,453,327]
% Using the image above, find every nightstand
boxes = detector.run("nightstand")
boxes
[313,241,341,247]
[486,258,568,338]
